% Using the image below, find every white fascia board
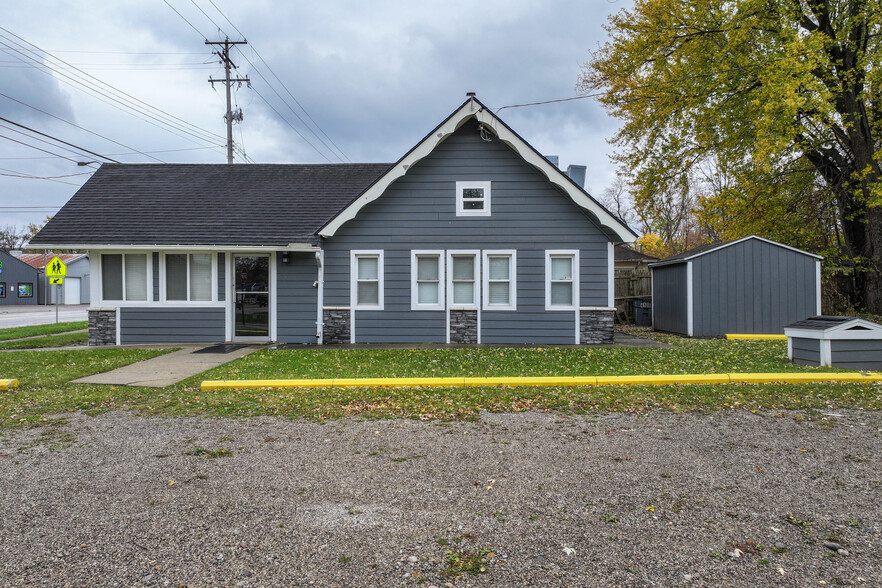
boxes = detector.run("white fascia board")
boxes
[27,244,319,252]
[649,235,824,268]
[318,98,636,242]
[784,320,882,340]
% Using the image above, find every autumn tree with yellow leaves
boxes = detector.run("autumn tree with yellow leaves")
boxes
[581,0,882,312]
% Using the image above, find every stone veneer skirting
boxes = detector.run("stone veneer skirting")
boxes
[580,309,614,345]
[88,308,117,346]
[449,309,478,344]
[323,308,350,344]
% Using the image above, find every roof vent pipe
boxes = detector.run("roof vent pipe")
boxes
[567,164,587,188]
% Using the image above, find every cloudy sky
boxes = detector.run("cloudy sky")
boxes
[2,0,630,232]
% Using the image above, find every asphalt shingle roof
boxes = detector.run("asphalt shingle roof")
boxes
[29,163,392,247]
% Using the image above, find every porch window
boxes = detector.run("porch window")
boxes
[545,250,579,310]
[17,282,33,298]
[101,253,148,301]
[449,253,478,308]
[482,251,516,310]
[165,253,213,302]
[411,251,444,310]
[352,251,383,309]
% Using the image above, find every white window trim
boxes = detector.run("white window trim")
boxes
[411,250,445,311]
[545,250,579,311]
[160,252,218,304]
[482,250,517,311]
[446,250,480,310]
[98,251,153,305]
[351,250,384,310]
[455,181,491,217]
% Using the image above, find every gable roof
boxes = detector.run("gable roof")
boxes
[14,253,87,269]
[318,96,637,242]
[614,244,658,262]
[649,235,823,267]
[28,163,391,249]
[784,315,882,338]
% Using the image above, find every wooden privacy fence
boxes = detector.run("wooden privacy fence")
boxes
[614,272,652,322]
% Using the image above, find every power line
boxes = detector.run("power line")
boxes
[0,116,120,163]
[161,0,208,39]
[0,133,83,164]
[0,27,226,149]
[0,92,174,163]
[199,0,350,162]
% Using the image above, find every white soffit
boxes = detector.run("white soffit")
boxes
[319,98,636,242]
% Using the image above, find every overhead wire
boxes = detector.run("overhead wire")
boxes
[0,116,120,163]
[0,27,226,150]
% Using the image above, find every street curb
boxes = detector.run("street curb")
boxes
[1,379,19,390]
[201,372,882,390]
[725,334,788,340]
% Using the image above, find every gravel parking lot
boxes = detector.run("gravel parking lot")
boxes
[1,409,880,587]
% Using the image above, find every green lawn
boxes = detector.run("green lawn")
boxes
[0,321,87,342]
[0,331,88,350]
[1,336,879,427]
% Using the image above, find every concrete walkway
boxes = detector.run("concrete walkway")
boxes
[73,344,263,388]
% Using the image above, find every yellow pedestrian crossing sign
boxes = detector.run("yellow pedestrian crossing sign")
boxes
[46,256,67,277]
[50,277,64,285]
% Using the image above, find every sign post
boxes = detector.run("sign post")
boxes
[46,257,67,324]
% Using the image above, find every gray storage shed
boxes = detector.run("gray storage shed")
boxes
[785,316,882,371]
[0,250,40,306]
[649,236,822,337]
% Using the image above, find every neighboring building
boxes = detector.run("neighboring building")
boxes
[15,253,90,305]
[28,95,636,346]
[650,236,822,337]
[0,251,40,306]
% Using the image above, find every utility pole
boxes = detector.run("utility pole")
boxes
[207,38,249,164]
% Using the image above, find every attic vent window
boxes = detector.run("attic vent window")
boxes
[456,181,491,217]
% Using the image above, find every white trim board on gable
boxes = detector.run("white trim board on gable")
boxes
[318,97,636,242]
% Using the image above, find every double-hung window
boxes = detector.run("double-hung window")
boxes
[482,251,516,310]
[165,253,213,302]
[352,251,383,309]
[456,181,491,217]
[101,253,148,301]
[448,252,478,308]
[411,251,444,310]
[545,250,579,310]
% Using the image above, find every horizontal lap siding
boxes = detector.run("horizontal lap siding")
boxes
[831,339,882,370]
[693,239,817,337]
[791,337,820,366]
[120,307,224,343]
[652,265,688,334]
[277,254,318,344]
[323,119,611,344]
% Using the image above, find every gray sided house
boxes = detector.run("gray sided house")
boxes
[28,96,636,345]
[0,251,40,305]
[650,236,822,337]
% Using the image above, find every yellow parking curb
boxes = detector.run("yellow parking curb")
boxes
[725,334,788,340]
[201,372,882,390]
[1,379,19,390]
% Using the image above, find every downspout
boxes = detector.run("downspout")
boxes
[315,250,324,344]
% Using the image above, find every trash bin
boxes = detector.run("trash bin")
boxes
[633,297,652,327]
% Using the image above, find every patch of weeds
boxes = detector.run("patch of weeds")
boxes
[183,447,233,458]
[337,555,351,564]
[601,514,619,523]
[671,504,682,513]
[347,509,363,515]
[436,537,450,546]
[529,515,539,521]
[416,575,427,584]
[709,550,727,561]
[846,520,860,528]
[194,473,208,480]
[443,548,494,577]
[608,535,617,542]
[391,454,425,462]
[660,473,672,478]
[845,454,868,463]
[219,435,233,442]
[784,514,810,528]
[771,545,788,554]
[493,512,505,523]
[757,558,769,565]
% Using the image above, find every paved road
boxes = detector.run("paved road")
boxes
[0,304,89,328]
